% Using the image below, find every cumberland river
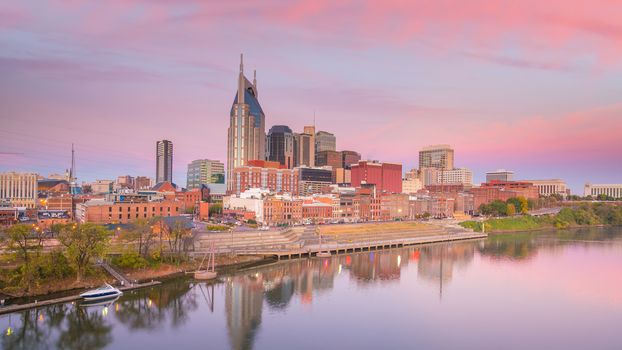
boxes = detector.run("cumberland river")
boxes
[2,227,622,350]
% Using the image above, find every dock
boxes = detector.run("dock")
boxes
[0,281,161,316]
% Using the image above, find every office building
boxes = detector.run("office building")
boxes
[231,160,299,195]
[315,131,336,153]
[156,139,173,183]
[116,175,135,189]
[294,126,315,167]
[267,125,294,169]
[584,183,622,198]
[315,150,343,169]
[350,160,402,194]
[227,54,266,192]
[342,150,361,169]
[134,176,153,191]
[419,144,454,170]
[186,159,225,190]
[298,167,333,196]
[0,172,38,208]
[438,168,473,186]
[486,169,514,182]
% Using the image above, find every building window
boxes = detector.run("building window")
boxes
[118,214,122,219]
[108,207,112,212]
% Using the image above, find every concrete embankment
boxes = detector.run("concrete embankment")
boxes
[193,222,487,260]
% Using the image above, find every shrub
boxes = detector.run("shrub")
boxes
[113,251,148,269]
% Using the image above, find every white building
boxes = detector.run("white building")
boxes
[438,168,473,186]
[223,188,269,223]
[584,183,622,198]
[0,172,38,208]
[524,179,568,197]
[402,178,423,194]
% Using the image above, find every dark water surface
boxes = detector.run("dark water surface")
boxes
[2,227,622,350]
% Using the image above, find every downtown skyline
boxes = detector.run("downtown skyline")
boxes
[2,1,622,193]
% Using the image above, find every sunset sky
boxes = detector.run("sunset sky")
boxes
[1,1,621,193]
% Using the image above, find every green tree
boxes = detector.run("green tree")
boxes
[122,218,157,258]
[208,203,222,216]
[58,224,110,283]
[5,224,38,267]
[4,224,45,291]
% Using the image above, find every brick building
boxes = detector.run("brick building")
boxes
[263,196,302,226]
[350,161,402,194]
[231,161,299,195]
[302,202,333,222]
[76,199,180,224]
[471,180,539,211]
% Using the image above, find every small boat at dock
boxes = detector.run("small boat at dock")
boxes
[195,240,218,280]
[79,284,123,301]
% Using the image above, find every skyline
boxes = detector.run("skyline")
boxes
[2,1,622,193]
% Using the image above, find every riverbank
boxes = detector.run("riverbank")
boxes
[459,203,622,233]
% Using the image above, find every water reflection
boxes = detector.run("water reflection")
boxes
[0,227,620,350]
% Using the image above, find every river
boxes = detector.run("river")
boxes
[1,227,622,349]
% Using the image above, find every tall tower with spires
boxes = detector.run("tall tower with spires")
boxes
[226,54,266,192]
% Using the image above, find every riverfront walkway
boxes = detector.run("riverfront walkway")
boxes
[192,221,487,259]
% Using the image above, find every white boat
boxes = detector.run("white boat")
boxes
[316,251,332,258]
[195,240,218,280]
[80,294,121,307]
[80,284,123,301]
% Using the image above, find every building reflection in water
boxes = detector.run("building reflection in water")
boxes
[417,243,475,299]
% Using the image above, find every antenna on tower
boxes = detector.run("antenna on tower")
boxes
[70,143,76,182]
[313,110,316,128]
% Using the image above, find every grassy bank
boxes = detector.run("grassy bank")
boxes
[461,202,622,233]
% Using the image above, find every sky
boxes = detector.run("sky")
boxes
[1,0,621,193]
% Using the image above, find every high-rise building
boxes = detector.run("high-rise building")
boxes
[294,126,315,167]
[156,139,173,183]
[486,169,514,182]
[267,125,294,169]
[342,150,362,169]
[315,131,336,153]
[186,159,225,190]
[315,150,343,169]
[418,145,454,170]
[0,172,38,208]
[227,54,266,192]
